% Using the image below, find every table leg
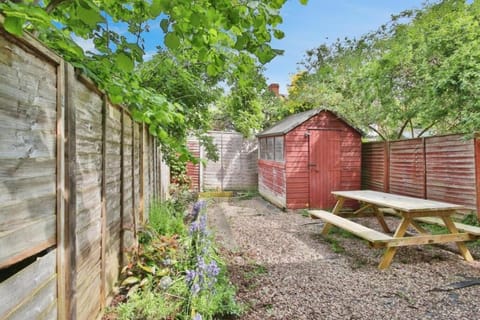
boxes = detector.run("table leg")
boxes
[321,197,345,236]
[378,217,412,269]
[441,217,474,262]
[372,206,391,233]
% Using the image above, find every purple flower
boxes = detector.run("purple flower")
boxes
[191,283,201,295]
[207,261,220,277]
[190,200,207,221]
[185,269,196,283]
[193,313,202,320]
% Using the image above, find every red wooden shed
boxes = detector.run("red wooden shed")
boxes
[257,109,362,209]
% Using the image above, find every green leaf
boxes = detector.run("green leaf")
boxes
[3,16,24,36]
[206,64,217,77]
[164,32,180,50]
[77,6,104,27]
[121,276,140,286]
[299,0,308,4]
[151,0,163,16]
[114,52,134,72]
[160,18,169,33]
[274,29,285,39]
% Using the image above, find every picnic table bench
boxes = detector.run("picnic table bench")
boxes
[309,190,479,269]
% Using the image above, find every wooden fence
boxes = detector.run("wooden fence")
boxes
[186,131,258,191]
[0,26,169,319]
[362,134,480,215]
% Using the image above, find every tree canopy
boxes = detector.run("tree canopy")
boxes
[286,0,480,140]
[0,0,308,162]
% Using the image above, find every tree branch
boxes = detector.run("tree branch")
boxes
[396,118,411,139]
[368,125,386,141]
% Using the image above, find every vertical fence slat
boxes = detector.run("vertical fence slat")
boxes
[64,63,77,320]
[56,59,67,320]
[120,109,125,268]
[140,124,145,223]
[100,95,107,308]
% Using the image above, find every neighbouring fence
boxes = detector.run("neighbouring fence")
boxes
[362,134,480,215]
[187,131,258,191]
[0,26,169,320]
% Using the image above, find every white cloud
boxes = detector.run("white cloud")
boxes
[72,35,97,54]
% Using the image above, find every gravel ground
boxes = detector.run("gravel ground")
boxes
[207,197,480,320]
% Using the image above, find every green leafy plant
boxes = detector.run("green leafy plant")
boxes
[148,201,187,237]
[113,198,242,320]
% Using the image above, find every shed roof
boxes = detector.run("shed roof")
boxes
[257,108,363,137]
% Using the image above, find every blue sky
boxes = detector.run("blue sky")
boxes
[265,0,428,94]
[74,1,428,94]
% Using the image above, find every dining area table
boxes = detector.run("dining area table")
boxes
[309,190,478,269]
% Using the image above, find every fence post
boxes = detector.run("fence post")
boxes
[55,59,67,320]
[384,140,390,193]
[422,137,427,199]
[100,95,107,308]
[62,63,77,320]
[131,122,137,241]
[120,109,125,268]
[140,124,145,223]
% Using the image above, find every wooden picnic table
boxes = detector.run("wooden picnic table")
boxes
[309,190,476,269]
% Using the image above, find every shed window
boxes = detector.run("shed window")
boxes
[259,136,284,162]
[266,137,274,160]
[274,136,284,161]
[259,138,267,159]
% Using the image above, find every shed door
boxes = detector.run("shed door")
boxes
[309,130,341,209]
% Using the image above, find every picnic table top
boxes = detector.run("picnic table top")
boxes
[332,190,465,213]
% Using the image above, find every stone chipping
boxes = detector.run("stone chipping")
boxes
[207,197,480,320]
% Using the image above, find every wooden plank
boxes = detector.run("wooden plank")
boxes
[378,217,411,269]
[0,249,56,319]
[442,217,474,262]
[64,63,77,320]
[119,109,125,268]
[309,209,392,244]
[332,190,464,212]
[7,275,56,320]
[139,123,145,223]
[56,59,66,320]
[100,95,107,308]
[0,216,56,269]
[386,233,475,247]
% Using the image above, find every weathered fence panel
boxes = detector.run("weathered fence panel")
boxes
[0,250,57,320]
[389,138,425,198]
[0,25,170,320]
[361,141,388,192]
[362,134,480,214]
[73,77,104,320]
[187,131,258,191]
[426,135,477,208]
[0,30,58,270]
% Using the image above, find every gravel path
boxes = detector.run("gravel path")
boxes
[207,197,480,320]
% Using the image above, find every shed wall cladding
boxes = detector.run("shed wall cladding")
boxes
[0,28,170,320]
[258,159,287,208]
[285,112,362,209]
